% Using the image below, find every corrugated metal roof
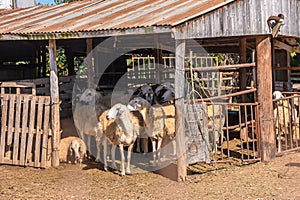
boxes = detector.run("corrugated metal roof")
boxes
[0,0,235,35]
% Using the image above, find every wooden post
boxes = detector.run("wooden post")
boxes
[256,37,275,161]
[239,38,247,102]
[49,39,61,167]
[175,39,187,181]
[86,38,94,88]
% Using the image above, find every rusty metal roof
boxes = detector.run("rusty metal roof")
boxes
[0,0,235,36]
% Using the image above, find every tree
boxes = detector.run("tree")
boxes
[54,0,78,4]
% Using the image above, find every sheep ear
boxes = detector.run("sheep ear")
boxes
[79,144,82,153]
[69,145,73,156]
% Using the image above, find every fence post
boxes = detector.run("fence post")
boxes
[256,37,275,161]
[49,39,61,167]
[175,39,187,181]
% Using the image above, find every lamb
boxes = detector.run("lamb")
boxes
[73,88,106,162]
[100,103,144,175]
[128,97,166,167]
[153,83,175,105]
[59,136,87,164]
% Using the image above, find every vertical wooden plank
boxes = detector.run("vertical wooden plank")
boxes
[239,38,247,102]
[34,97,44,168]
[19,95,29,166]
[7,95,15,147]
[175,39,187,182]
[256,37,275,162]
[49,39,61,167]
[12,95,22,165]
[86,38,94,88]
[0,95,8,163]
[41,97,51,168]
[26,95,36,166]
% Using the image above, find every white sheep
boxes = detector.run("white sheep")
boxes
[99,103,144,175]
[128,97,166,167]
[273,91,293,152]
[73,88,106,162]
[59,136,87,164]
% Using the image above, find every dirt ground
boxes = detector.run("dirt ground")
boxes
[0,149,300,200]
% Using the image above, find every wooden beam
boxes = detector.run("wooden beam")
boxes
[239,38,247,103]
[273,40,294,52]
[273,66,300,71]
[256,37,275,162]
[175,39,187,182]
[49,39,60,167]
[86,38,94,88]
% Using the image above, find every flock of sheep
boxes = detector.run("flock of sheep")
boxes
[59,82,299,174]
[61,83,176,176]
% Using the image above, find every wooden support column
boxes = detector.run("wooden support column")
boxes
[65,47,75,76]
[154,35,163,83]
[256,37,275,162]
[49,39,61,167]
[175,39,187,181]
[239,38,247,102]
[86,38,94,88]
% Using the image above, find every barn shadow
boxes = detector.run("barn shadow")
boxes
[154,163,178,181]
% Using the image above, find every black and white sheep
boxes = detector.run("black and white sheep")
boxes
[59,136,87,164]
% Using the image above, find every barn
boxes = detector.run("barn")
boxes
[0,0,299,181]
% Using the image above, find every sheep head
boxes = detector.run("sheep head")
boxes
[69,139,83,164]
[127,97,150,111]
[273,91,285,106]
[79,88,101,104]
[106,103,128,120]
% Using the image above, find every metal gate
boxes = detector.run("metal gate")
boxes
[0,82,52,168]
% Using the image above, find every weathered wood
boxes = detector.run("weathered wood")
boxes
[12,95,22,165]
[41,97,51,168]
[239,38,247,103]
[26,95,36,166]
[34,97,44,168]
[51,96,61,167]
[7,95,15,147]
[0,95,8,163]
[19,95,29,166]
[186,63,256,72]
[175,39,187,182]
[86,38,94,88]
[49,39,61,167]
[256,37,275,162]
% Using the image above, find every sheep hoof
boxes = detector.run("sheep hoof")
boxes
[104,166,108,171]
[95,158,101,163]
[120,171,126,176]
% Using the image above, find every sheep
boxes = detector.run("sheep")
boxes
[73,88,106,162]
[99,103,144,175]
[206,104,225,152]
[160,104,176,158]
[273,91,294,152]
[128,96,166,167]
[153,83,175,105]
[59,136,87,165]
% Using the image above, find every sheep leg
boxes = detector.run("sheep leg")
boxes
[111,144,117,169]
[136,138,141,153]
[151,139,157,167]
[156,138,162,166]
[142,138,148,154]
[119,144,126,176]
[126,143,134,174]
[95,136,102,162]
[103,138,108,171]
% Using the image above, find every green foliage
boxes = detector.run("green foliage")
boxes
[45,47,68,77]
[54,0,77,4]
[291,52,300,67]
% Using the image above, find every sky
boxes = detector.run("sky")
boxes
[37,0,55,5]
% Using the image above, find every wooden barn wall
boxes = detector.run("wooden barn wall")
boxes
[174,0,300,39]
